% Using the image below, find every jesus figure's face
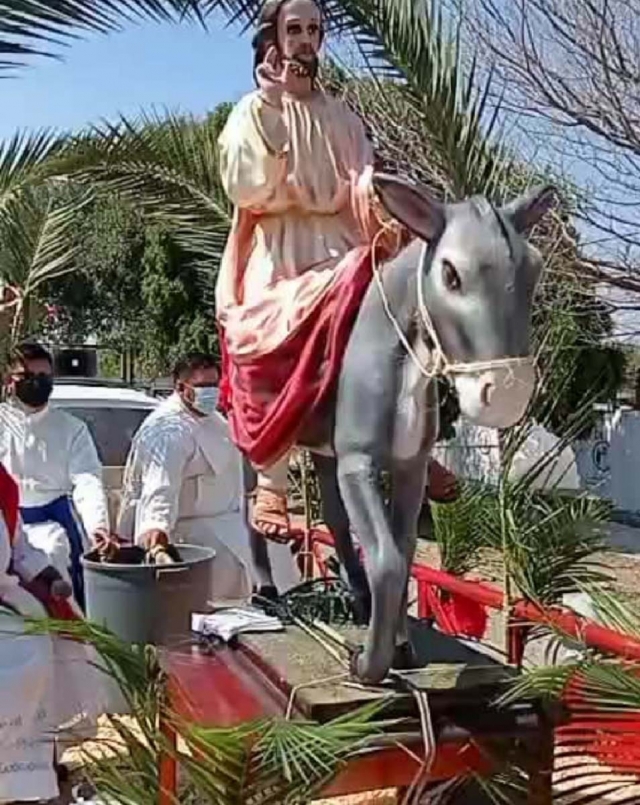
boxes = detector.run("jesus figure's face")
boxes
[277,0,322,69]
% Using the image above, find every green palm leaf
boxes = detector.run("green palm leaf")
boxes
[23,616,391,805]
[0,186,90,292]
[0,0,208,70]
[431,481,497,576]
[333,0,514,199]
[0,128,65,213]
[60,110,232,279]
[3,0,512,201]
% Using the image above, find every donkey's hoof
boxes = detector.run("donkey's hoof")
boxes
[349,646,389,685]
[391,641,419,671]
[349,644,364,679]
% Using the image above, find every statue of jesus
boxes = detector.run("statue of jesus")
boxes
[216,0,457,540]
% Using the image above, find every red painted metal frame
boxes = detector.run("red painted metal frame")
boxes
[289,524,640,664]
[157,521,640,805]
[158,642,494,805]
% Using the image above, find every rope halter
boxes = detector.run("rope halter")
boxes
[371,227,533,381]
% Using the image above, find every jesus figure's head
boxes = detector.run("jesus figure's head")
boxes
[252,0,324,84]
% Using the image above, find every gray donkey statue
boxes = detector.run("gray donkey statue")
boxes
[246,173,554,684]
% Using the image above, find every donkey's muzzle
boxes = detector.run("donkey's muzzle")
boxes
[454,359,536,429]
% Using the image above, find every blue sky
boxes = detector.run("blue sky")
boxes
[1,12,254,139]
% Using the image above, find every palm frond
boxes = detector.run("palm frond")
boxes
[24,615,394,805]
[60,110,232,273]
[0,128,65,212]
[181,699,388,805]
[326,0,515,199]
[431,481,497,576]
[0,0,209,71]
[487,484,610,606]
[0,183,92,343]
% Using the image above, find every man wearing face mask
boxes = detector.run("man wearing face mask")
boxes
[118,352,299,599]
[0,342,110,609]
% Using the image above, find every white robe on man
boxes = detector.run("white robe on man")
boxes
[118,393,299,599]
[0,514,106,803]
[0,401,109,582]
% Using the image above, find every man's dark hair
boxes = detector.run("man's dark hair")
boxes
[9,341,53,371]
[172,352,220,384]
[251,0,324,82]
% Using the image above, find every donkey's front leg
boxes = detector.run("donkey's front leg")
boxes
[338,451,407,683]
[390,452,431,658]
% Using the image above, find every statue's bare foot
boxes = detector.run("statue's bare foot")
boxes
[252,487,292,543]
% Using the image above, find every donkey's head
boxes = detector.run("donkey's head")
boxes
[373,174,554,429]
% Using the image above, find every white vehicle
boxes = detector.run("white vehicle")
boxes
[49,380,159,526]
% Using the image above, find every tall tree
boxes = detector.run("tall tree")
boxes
[41,194,219,377]
[462,0,640,294]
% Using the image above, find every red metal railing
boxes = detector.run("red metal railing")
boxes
[290,525,640,665]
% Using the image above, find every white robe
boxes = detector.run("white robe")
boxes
[0,402,110,581]
[118,394,300,599]
[0,514,107,802]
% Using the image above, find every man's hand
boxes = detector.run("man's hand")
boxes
[139,529,170,551]
[92,528,121,561]
[50,578,72,600]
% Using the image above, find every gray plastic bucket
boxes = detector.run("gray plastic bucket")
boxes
[82,544,215,645]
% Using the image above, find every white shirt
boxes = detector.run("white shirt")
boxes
[119,393,242,539]
[0,401,109,535]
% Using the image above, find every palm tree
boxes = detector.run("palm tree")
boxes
[2,2,631,799]
[0,131,92,347]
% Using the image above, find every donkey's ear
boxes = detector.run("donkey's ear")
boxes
[502,184,555,234]
[372,172,445,243]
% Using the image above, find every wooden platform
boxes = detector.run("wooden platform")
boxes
[241,619,521,723]
[162,620,555,803]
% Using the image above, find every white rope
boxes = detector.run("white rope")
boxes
[371,227,532,380]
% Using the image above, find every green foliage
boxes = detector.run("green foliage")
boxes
[531,276,626,437]
[139,223,219,370]
[41,194,218,377]
[22,616,391,805]
[43,195,146,345]
[61,108,232,279]
[0,1,209,72]
[491,485,611,606]
[431,482,495,576]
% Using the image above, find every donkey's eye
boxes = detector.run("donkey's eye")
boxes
[442,259,461,292]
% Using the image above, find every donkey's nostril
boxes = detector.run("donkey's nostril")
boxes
[480,382,494,407]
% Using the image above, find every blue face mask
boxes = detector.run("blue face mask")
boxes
[191,386,219,416]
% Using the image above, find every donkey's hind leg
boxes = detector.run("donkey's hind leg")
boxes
[311,452,371,624]
[390,452,430,665]
[242,456,277,594]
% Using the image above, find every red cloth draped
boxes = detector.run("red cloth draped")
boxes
[423,586,489,640]
[0,462,19,545]
[219,246,372,468]
[0,460,80,622]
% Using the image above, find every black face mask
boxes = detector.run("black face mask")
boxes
[14,374,53,408]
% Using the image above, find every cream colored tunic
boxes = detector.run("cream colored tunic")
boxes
[216,90,382,360]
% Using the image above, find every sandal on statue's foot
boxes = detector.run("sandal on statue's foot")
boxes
[251,488,291,543]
